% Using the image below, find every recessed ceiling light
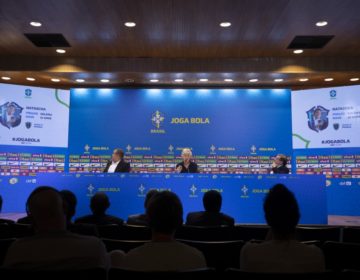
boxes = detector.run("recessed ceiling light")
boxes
[350,78,359,82]
[150,79,159,83]
[316,21,328,27]
[26,77,35,81]
[124,22,136,27]
[1,76,11,80]
[100,79,109,83]
[199,79,208,82]
[51,78,60,82]
[224,79,233,82]
[174,79,183,82]
[324,78,333,82]
[76,79,85,83]
[220,22,231,27]
[56,49,66,54]
[249,79,258,83]
[299,78,309,82]
[30,21,42,27]
[274,79,283,82]
[293,49,303,54]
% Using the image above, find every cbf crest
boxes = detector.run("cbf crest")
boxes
[306,105,329,132]
[0,102,23,129]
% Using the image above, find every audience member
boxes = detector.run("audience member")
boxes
[240,184,325,273]
[0,195,15,224]
[186,190,234,226]
[117,191,206,271]
[75,192,123,226]
[3,186,109,270]
[127,189,158,226]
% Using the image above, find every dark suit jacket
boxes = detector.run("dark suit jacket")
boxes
[75,214,124,226]
[103,159,131,173]
[127,213,148,226]
[176,161,199,173]
[272,165,290,174]
[186,211,235,227]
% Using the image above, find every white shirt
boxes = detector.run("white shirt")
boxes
[107,160,120,173]
[119,241,207,271]
[240,240,325,273]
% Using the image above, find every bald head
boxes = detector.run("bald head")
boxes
[28,187,66,232]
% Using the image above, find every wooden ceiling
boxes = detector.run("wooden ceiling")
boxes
[0,0,360,89]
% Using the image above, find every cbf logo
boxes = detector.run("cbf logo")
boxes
[329,90,336,98]
[138,184,146,197]
[241,185,249,198]
[25,89,32,97]
[189,184,198,198]
[87,184,95,196]
[0,102,23,129]
[151,110,165,129]
[307,105,329,132]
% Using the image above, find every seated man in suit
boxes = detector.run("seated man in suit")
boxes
[75,192,124,226]
[186,190,235,226]
[103,148,130,173]
[127,189,158,226]
[271,154,290,174]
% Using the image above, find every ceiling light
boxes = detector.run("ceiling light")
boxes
[299,78,309,82]
[150,79,159,83]
[174,79,183,82]
[249,79,258,82]
[293,49,303,54]
[350,78,359,82]
[199,79,208,82]
[224,79,233,82]
[30,21,42,27]
[26,77,35,81]
[100,79,109,83]
[220,22,231,27]
[51,78,60,82]
[316,21,328,27]
[324,78,333,82]
[56,49,66,54]
[274,79,283,82]
[76,79,85,83]
[1,76,11,80]
[124,22,136,27]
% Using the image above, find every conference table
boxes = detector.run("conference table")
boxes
[0,173,326,224]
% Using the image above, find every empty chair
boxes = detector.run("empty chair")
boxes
[343,227,360,243]
[323,241,360,271]
[109,268,214,280]
[179,239,244,271]
[296,227,341,243]
[102,238,148,253]
[232,225,269,241]
[175,225,233,241]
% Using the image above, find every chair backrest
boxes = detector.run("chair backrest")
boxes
[323,241,360,271]
[296,227,341,242]
[0,238,16,266]
[102,238,149,252]
[343,227,360,243]
[175,225,233,241]
[119,224,151,240]
[231,225,269,241]
[109,267,214,280]
[69,223,99,237]
[0,267,107,280]
[225,268,331,280]
[9,223,34,238]
[178,239,244,271]
[0,224,12,239]
[97,224,122,239]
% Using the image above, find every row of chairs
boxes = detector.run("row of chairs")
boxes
[0,268,358,280]
[4,223,360,242]
[1,237,360,272]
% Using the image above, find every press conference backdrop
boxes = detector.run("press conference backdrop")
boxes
[0,84,360,221]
